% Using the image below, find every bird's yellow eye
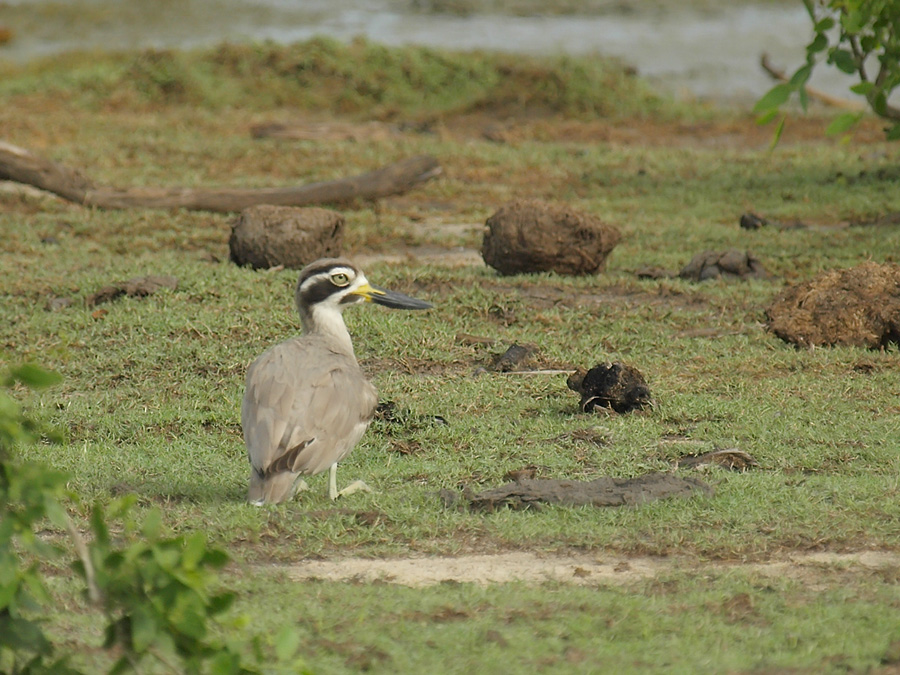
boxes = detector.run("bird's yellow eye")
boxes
[331,272,351,287]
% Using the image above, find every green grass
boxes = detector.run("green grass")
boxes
[41,565,900,674]
[3,40,900,673]
[0,36,670,121]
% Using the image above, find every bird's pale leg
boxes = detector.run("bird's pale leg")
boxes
[328,463,372,500]
[328,463,338,500]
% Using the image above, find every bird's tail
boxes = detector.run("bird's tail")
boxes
[248,471,302,505]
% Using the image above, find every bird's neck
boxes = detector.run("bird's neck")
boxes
[300,305,355,357]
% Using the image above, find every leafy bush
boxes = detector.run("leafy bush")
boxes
[0,364,71,674]
[0,365,304,674]
[755,0,900,140]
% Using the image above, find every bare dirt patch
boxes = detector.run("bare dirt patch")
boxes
[274,550,900,588]
[437,114,890,148]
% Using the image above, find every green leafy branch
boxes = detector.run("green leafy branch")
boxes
[1,364,306,674]
[755,0,900,142]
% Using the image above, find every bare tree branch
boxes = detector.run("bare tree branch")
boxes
[849,34,868,81]
[0,140,441,213]
[64,514,102,605]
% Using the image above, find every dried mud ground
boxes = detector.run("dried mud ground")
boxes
[280,549,900,589]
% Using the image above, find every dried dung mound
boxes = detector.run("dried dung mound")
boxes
[481,199,621,275]
[230,205,344,270]
[679,249,769,281]
[464,473,712,511]
[567,362,651,413]
[765,261,900,348]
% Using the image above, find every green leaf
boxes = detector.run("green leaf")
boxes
[790,64,813,88]
[850,81,874,95]
[103,622,118,649]
[755,109,778,126]
[171,592,207,638]
[151,544,181,571]
[181,532,207,568]
[275,624,300,662]
[830,49,858,74]
[798,86,809,113]
[43,494,69,530]
[108,655,131,675]
[141,509,162,541]
[131,605,159,653]
[201,547,230,569]
[886,122,900,140]
[9,364,62,389]
[770,115,787,150]
[0,612,52,653]
[814,17,835,32]
[825,112,863,135]
[753,83,793,114]
[106,494,137,521]
[807,33,828,54]
[842,9,866,32]
[209,650,241,675]
[207,591,235,616]
[90,503,110,546]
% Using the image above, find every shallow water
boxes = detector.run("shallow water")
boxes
[0,0,862,104]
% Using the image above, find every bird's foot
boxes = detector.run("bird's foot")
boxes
[334,480,373,499]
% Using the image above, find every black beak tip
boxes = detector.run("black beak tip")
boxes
[370,286,432,310]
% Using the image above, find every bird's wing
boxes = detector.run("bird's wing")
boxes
[242,337,377,478]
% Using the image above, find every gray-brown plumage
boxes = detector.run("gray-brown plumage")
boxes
[242,258,431,505]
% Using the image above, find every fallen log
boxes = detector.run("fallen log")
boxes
[0,140,441,213]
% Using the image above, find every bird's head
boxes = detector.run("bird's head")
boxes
[295,258,431,336]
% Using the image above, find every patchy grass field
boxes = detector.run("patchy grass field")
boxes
[2,40,900,673]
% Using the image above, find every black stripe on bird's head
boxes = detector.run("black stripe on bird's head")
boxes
[295,258,364,311]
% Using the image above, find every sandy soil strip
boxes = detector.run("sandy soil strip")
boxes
[272,550,899,588]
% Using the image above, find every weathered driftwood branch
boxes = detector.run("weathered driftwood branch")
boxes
[759,54,866,111]
[0,140,441,213]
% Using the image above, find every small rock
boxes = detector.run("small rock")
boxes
[46,296,73,312]
[634,265,673,280]
[489,343,535,372]
[504,465,539,482]
[739,212,768,230]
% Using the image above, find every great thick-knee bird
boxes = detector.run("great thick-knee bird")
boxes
[242,258,431,505]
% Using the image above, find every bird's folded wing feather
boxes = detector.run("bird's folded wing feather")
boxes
[242,338,377,477]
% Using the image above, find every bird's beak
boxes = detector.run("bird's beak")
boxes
[353,283,432,310]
